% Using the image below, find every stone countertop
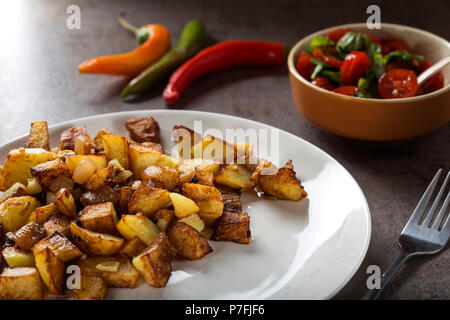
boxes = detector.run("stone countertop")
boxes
[0,0,448,299]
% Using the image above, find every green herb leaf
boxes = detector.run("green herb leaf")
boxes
[309,36,334,53]
[320,70,342,85]
[336,32,365,58]
[383,50,424,73]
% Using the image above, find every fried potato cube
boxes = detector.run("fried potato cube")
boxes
[252,160,307,201]
[70,222,124,256]
[172,125,201,158]
[218,186,242,210]
[77,255,139,288]
[73,275,108,300]
[212,210,251,244]
[59,125,87,150]
[93,128,114,152]
[74,133,93,155]
[132,232,173,288]
[141,166,179,191]
[0,267,43,300]
[0,182,29,204]
[182,183,224,227]
[54,188,77,217]
[2,246,35,267]
[34,247,65,294]
[128,184,171,217]
[83,167,112,191]
[79,185,119,208]
[116,213,160,246]
[179,213,205,233]
[27,203,59,224]
[182,169,215,186]
[25,121,50,150]
[66,154,107,174]
[0,196,41,232]
[191,136,236,164]
[102,135,129,169]
[169,193,199,218]
[78,202,118,234]
[33,231,83,262]
[30,159,71,189]
[119,236,147,259]
[42,215,71,238]
[117,186,132,215]
[178,158,220,183]
[0,148,57,191]
[151,209,175,232]
[235,142,255,164]
[13,222,45,250]
[215,164,255,191]
[167,222,212,260]
[126,117,160,143]
[128,143,179,176]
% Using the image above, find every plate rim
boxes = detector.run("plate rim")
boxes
[0,109,371,299]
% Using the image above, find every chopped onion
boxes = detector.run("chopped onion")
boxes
[73,157,97,184]
[26,178,42,194]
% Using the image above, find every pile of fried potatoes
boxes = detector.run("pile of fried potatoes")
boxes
[0,117,307,300]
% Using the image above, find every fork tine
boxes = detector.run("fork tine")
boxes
[405,169,443,227]
[432,187,450,230]
[423,171,450,227]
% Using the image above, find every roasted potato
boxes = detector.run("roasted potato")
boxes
[79,185,119,208]
[151,209,175,232]
[182,169,215,186]
[0,267,43,300]
[178,158,220,184]
[73,275,108,300]
[27,203,59,225]
[54,188,77,217]
[141,165,179,191]
[212,210,251,244]
[179,213,205,233]
[167,222,212,260]
[70,222,124,256]
[13,221,46,250]
[0,196,41,232]
[93,128,114,153]
[0,148,57,191]
[215,164,255,191]
[172,125,201,158]
[182,183,224,227]
[33,231,83,262]
[73,133,93,155]
[34,247,65,294]
[77,255,139,288]
[128,142,179,177]
[30,159,71,189]
[42,215,71,238]
[0,182,29,204]
[102,135,129,169]
[59,125,87,150]
[78,202,118,234]
[169,192,199,218]
[128,184,171,217]
[116,186,132,215]
[83,167,113,191]
[119,236,147,259]
[116,213,160,246]
[66,154,107,174]
[126,117,160,143]
[252,160,307,201]
[2,246,35,267]
[26,121,50,150]
[132,232,173,288]
[191,136,236,164]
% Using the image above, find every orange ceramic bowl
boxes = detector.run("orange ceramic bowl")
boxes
[288,23,450,141]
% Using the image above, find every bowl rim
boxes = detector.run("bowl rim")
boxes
[288,22,450,103]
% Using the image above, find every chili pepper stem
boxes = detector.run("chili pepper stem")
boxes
[117,13,139,35]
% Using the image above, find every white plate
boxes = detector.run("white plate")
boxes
[0,110,371,300]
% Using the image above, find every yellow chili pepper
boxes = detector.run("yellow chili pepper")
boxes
[78,15,171,77]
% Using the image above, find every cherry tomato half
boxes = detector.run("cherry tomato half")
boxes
[327,28,350,43]
[381,39,407,55]
[378,69,418,99]
[333,86,358,96]
[367,35,382,46]
[313,46,344,68]
[311,77,335,91]
[296,52,315,80]
[386,59,419,72]
[340,51,372,85]
[420,59,445,94]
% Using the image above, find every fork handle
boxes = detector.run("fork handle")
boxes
[367,250,411,300]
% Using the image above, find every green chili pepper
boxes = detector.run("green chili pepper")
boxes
[121,19,205,99]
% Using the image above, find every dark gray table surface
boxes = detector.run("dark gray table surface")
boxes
[0,0,448,299]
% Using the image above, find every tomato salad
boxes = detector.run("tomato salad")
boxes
[296,28,445,99]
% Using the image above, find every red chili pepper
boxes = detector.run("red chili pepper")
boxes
[163,40,289,103]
